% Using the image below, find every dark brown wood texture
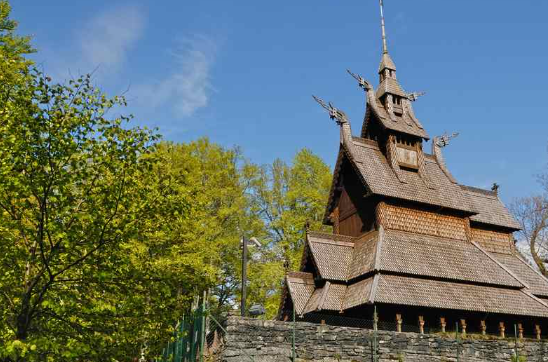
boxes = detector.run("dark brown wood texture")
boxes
[334,160,377,237]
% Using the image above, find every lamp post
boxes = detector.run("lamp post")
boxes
[241,237,261,317]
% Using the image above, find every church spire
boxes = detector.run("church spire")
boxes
[379,0,388,54]
[377,0,396,75]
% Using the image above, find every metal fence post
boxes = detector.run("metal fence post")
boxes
[514,324,519,361]
[174,323,180,362]
[456,322,460,362]
[292,304,296,362]
[200,292,207,362]
[373,306,378,362]
[178,319,185,362]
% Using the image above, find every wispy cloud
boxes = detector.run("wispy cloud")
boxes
[132,35,217,118]
[78,5,145,73]
[46,4,146,81]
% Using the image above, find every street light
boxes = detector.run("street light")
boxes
[249,304,266,317]
[241,237,261,317]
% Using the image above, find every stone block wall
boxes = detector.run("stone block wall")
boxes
[221,317,548,362]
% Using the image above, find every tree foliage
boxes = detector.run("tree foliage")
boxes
[0,0,33,99]
[244,149,332,318]
[512,194,548,276]
[0,68,159,360]
[0,2,334,360]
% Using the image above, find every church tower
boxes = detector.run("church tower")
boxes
[280,0,548,336]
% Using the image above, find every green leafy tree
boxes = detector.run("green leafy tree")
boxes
[130,140,265,353]
[0,70,158,361]
[244,149,332,318]
[0,0,33,104]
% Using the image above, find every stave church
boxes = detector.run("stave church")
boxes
[279,1,548,337]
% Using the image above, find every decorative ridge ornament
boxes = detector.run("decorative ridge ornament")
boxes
[347,69,372,92]
[407,91,426,102]
[312,95,356,157]
[434,132,460,148]
[312,95,349,125]
[432,132,460,184]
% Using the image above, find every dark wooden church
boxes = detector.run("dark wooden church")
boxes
[279,1,548,337]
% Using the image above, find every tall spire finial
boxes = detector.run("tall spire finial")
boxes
[379,0,388,54]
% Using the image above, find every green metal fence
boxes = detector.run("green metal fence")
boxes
[156,298,207,362]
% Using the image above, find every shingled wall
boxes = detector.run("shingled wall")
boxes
[222,317,548,362]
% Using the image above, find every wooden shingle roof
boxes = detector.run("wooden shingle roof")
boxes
[375,274,548,318]
[350,140,475,213]
[376,78,407,99]
[327,138,520,231]
[365,101,429,139]
[304,230,522,288]
[287,229,548,317]
[379,230,523,288]
[285,272,315,315]
[493,253,548,298]
[294,273,548,317]
[307,232,355,282]
[462,185,521,230]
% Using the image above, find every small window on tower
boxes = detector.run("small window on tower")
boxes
[396,137,419,169]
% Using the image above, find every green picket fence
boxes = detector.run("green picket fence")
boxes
[157,301,207,362]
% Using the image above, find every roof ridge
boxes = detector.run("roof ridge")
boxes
[513,253,548,284]
[374,226,385,271]
[470,241,529,289]
[309,239,355,247]
[368,274,380,304]
[461,185,498,198]
[286,271,314,281]
[318,282,331,311]
[519,289,548,310]
[307,231,356,243]
[352,138,380,151]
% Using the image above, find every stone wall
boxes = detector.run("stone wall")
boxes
[222,317,548,362]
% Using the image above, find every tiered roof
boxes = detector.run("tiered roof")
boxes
[286,232,548,318]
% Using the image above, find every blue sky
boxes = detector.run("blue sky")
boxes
[12,0,548,203]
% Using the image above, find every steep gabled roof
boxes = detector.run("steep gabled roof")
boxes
[350,139,475,213]
[462,185,521,230]
[306,232,355,282]
[324,137,520,231]
[378,53,396,72]
[376,78,407,99]
[364,100,429,139]
[285,272,315,315]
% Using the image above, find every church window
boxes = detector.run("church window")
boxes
[395,135,419,169]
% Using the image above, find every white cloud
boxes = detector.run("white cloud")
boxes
[132,35,217,118]
[45,4,146,81]
[78,5,145,72]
